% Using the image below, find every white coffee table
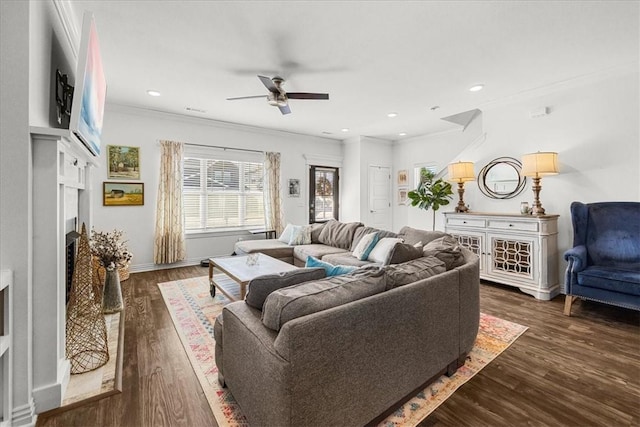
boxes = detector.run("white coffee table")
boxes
[208,253,298,301]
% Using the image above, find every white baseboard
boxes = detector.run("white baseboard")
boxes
[11,399,36,426]
[129,258,204,273]
[32,359,69,414]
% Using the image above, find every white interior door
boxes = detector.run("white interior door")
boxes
[368,165,392,230]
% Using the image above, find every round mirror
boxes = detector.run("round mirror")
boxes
[477,157,527,199]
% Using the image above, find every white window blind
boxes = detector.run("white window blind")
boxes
[183,146,265,232]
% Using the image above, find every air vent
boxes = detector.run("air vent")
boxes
[186,107,206,113]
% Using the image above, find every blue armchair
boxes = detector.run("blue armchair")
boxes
[563,201,640,315]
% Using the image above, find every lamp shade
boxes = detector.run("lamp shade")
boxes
[521,152,559,177]
[448,161,475,182]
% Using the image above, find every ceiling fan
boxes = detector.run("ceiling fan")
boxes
[226,75,329,115]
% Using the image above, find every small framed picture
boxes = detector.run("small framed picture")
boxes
[288,179,301,197]
[398,169,408,187]
[398,188,408,205]
[107,145,140,180]
[103,182,144,206]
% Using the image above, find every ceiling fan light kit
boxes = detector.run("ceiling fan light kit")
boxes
[227,75,329,115]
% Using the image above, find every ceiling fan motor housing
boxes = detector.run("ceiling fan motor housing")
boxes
[227,75,328,115]
[267,91,288,107]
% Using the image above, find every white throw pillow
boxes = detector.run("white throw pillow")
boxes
[278,224,295,243]
[352,232,379,260]
[289,225,312,245]
[367,237,404,264]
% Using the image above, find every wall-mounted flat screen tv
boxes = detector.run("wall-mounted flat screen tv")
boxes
[69,11,106,157]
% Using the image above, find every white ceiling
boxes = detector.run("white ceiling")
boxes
[69,1,639,141]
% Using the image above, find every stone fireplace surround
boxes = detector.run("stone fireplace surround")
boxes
[30,127,96,413]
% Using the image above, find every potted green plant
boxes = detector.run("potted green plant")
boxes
[407,168,453,231]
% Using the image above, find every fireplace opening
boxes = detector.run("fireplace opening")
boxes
[65,217,80,303]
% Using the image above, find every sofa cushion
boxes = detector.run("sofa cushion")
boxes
[261,268,386,331]
[317,220,363,249]
[368,237,404,265]
[387,242,424,265]
[305,256,357,276]
[352,231,379,260]
[288,225,312,245]
[577,266,640,296]
[293,244,349,263]
[384,256,447,290]
[310,222,326,243]
[397,226,447,246]
[278,223,296,243]
[322,252,376,267]
[351,226,399,251]
[423,235,465,270]
[234,239,294,260]
[245,267,326,310]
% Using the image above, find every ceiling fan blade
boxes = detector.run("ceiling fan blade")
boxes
[226,95,267,101]
[278,104,291,115]
[258,75,279,93]
[286,92,329,100]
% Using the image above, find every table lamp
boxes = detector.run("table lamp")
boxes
[448,161,475,213]
[521,151,558,215]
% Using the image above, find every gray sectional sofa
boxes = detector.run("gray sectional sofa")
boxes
[235,220,446,267]
[216,221,481,426]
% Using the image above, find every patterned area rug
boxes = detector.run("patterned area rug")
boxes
[159,275,527,426]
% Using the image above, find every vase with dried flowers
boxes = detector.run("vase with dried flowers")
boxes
[90,229,132,313]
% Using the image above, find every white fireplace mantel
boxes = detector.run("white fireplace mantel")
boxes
[30,127,96,413]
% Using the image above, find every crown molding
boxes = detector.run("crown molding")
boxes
[106,103,340,144]
[52,0,79,60]
[360,135,394,146]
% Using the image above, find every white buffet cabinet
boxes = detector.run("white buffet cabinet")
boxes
[444,212,560,300]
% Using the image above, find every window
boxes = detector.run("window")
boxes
[309,166,339,223]
[413,163,437,187]
[183,149,265,232]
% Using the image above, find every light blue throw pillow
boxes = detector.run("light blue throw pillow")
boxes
[305,256,357,277]
[352,231,380,261]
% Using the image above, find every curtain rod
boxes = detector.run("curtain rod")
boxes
[184,142,264,154]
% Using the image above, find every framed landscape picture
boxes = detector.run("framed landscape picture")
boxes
[107,145,140,179]
[103,182,144,206]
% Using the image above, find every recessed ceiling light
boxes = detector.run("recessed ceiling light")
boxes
[387,112,398,118]
[399,132,407,136]
[341,128,350,132]
[468,84,484,92]
[147,90,161,97]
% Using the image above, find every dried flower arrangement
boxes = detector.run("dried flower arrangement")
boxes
[90,228,133,269]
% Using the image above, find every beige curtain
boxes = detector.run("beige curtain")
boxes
[264,152,284,235]
[154,140,186,264]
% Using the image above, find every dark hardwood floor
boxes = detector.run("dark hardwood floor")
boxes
[37,266,639,427]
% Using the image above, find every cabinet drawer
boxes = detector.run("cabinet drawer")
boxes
[488,219,538,232]
[447,217,486,228]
